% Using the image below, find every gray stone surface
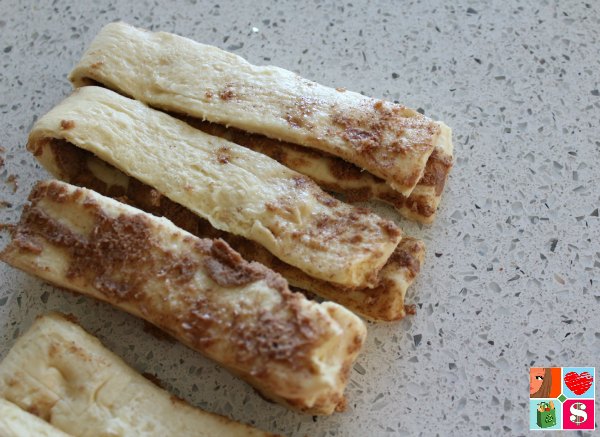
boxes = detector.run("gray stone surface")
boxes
[0,0,598,435]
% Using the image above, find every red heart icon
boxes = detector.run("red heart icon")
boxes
[564,371,593,395]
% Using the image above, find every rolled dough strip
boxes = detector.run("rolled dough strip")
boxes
[0,181,366,415]
[69,22,452,196]
[0,314,278,436]
[195,120,453,224]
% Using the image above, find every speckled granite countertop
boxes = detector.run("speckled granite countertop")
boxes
[0,0,598,435]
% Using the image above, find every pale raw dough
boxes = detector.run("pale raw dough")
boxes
[0,314,277,436]
[0,398,72,437]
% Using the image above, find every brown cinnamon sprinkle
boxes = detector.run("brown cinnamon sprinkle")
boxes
[387,237,421,278]
[284,96,316,129]
[327,155,366,181]
[418,149,454,195]
[340,186,374,203]
[404,194,436,218]
[8,179,325,370]
[404,304,417,315]
[215,146,231,164]
[60,120,75,130]
[219,84,235,100]
[25,397,57,421]
[329,101,439,184]
[377,190,407,210]
[203,239,266,287]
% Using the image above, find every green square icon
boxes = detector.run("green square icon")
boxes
[531,399,562,430]
[558,394,567,402]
